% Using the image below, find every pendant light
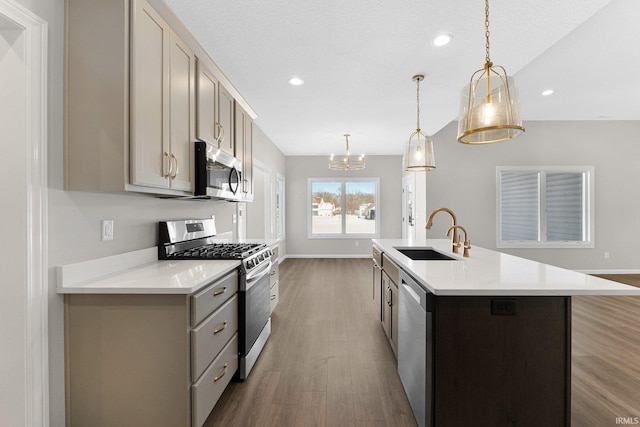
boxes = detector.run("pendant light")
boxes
[329,134,365,170]
[403,74,436,171]
[457,0,525,144]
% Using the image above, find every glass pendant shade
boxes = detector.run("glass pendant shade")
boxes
[457,64,524,144]
[403,129,435,171]
[404,74,436,171]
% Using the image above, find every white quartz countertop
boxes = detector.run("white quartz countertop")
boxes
[57,247,240,294]
[372,239,640,296]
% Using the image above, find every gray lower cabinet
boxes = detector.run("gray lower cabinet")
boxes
[269,244,280,313]
[64,270,239,427]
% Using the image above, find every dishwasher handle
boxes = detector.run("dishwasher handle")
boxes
[400,271,433,312]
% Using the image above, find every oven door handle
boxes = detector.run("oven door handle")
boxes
[245,261,272,291]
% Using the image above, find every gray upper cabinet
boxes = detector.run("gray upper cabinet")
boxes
[130,0,194,191]
[196,62,219,146]
[235,103,253,201]
[65,0,254,198]
[197,61,235,158]
[218,85,235,157]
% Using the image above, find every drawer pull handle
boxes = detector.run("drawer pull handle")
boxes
[213,286,228,297]
[270,271,276,275]
[214,364,228,382]
[213,321,228,335]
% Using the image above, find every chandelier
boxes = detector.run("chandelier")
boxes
[457,0,525,144]
[403,74,435,171]
[329,134,365,171]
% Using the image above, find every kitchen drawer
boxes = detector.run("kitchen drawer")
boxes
[192,333,238,427]
[270,245,279,260]
[191,270,238,326]
[372,245,382,267]
[191,294,238,381]
[270,280,279,313]
[382,253,400,285]
[269,261,279,286]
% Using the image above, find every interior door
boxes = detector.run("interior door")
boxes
[402,174,416,240]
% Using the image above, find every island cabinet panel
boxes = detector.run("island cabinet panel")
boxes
[433,296,571,427]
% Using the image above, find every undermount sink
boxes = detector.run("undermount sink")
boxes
[394,247,457,261]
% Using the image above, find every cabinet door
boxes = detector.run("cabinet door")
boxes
[390,279,399,355]
[130,0,170,188]
[373,264,382,321]
[382,272,392,340]
[235,103,253,198]
[168,31,195,191]
[196,60,219,145]
[218,85,235,156]
[243,112,253,197]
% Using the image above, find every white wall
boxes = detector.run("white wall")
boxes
[245,125,287,253]
[286,155,403,256]
[426,120,640,271]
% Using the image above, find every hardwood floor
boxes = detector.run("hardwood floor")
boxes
[572,274,640,426]
[203,258,416,427]
[204,263,640,427]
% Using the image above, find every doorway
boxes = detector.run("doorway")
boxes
[402,174,416,240]
[0,2,48,425]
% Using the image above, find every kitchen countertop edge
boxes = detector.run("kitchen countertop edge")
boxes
[57,247,241,295]
[373,239,640,297]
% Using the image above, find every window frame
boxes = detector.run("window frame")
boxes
[496,166,595,249]
[307,177,380,239]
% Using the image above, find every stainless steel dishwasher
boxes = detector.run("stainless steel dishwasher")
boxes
[398,270,434,427]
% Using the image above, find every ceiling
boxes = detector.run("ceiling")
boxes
[165,0,640,156]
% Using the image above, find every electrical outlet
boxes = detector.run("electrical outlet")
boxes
[491,299,516,315]
[355,241,359,247]
[102,220,114,241]
[604,251,610,259]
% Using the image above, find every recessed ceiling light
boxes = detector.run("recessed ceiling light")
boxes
[288,77,304,86]
[541,89,554,96]
[432,34,452,47]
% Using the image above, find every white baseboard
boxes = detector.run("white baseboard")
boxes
[577,269,640,275]
[281,254,371,260]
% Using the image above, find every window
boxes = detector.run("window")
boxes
[497,166,594,248]
[308,178,380,238]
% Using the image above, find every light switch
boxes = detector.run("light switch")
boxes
[102,220,114,241]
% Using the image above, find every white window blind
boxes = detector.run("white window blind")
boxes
[545,172,585,241]
[500,172,539,241]
[497,167,593,248]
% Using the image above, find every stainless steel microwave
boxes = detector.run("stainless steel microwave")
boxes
[194,139,243,201]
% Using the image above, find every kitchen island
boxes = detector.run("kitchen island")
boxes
[372,239,640,427]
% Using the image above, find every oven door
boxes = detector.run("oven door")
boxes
[239,261,272,355]
[194,139,243,200]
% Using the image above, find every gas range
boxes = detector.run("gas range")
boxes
[158,219,271,275]
[159,218,273,381]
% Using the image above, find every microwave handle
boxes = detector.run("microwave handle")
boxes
[229,167,240,194]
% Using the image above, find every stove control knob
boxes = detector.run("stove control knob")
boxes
[245,260,253,269]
